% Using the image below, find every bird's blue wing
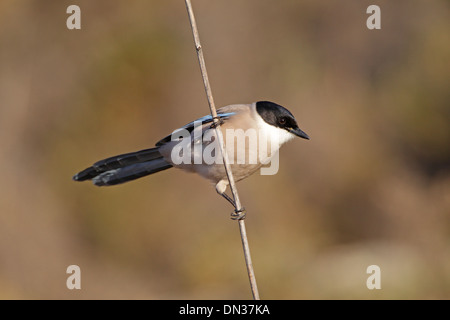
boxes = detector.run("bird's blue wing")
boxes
[155,112,236,146]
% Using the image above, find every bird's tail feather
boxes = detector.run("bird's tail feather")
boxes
[73,147,172,186]
[92,158,172,186]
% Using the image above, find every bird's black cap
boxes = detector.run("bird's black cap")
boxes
[256,101,310,139]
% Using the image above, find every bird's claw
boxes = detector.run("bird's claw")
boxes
[231,207,246,220]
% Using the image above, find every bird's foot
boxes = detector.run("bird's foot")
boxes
[231,207,246,220]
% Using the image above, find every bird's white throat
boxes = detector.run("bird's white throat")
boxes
[256,115,295,151]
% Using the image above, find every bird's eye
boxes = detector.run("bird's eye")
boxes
[279,117,287,125]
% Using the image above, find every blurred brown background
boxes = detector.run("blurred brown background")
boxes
[0,0,449,299]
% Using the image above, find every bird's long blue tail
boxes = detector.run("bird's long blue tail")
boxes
[72,147,172,186]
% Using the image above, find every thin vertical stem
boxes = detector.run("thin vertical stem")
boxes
[184,0,260,300]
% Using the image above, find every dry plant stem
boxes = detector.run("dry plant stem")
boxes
[184,0,260,300]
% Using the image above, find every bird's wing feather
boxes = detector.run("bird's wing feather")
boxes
[155,112,236,146]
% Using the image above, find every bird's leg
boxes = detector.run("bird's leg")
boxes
[215,181,246,220]
[218,190,236,207]
[218,191,246,220]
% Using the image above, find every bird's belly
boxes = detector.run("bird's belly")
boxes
[157,130,279,183]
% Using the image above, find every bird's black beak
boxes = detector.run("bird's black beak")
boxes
[288,127,310,140]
